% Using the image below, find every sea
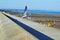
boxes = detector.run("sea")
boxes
[0,9,60,15]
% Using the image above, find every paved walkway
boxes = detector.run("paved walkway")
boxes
[4,12,60,40]
[0,12,38,40]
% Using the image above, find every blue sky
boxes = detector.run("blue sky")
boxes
[0,0,60,11]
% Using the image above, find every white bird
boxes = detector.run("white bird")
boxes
[22,6,28,18]
[22,10,27,18]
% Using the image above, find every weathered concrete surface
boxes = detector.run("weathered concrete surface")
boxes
[0,12,38,40]
[4,13,60,40]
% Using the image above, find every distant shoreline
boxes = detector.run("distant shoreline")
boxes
[0,9,60,15]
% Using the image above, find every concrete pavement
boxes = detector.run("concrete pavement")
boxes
[0,12,38,40]
[4,12,60,40]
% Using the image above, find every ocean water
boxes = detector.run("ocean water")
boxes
[0,9,60,15]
